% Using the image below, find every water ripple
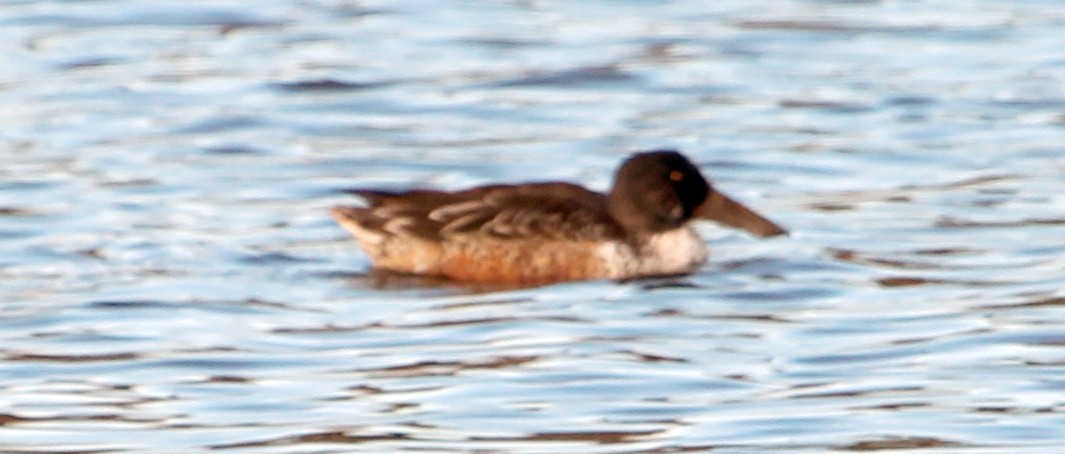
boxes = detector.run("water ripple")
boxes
[2,0,1064,452]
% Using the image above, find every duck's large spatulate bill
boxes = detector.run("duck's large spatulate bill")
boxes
[693,191,786,237]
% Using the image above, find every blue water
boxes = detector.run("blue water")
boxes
[2,0,1064,452]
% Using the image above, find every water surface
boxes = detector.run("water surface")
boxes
[2,0,1064,452]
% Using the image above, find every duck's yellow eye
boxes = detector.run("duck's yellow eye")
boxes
[669,170,685,182]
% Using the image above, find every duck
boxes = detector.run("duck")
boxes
[331,149,785,285]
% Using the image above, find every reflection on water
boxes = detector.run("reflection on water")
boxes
[2,0,1064,452]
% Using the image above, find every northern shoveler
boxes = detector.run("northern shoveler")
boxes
[332,150,785,285]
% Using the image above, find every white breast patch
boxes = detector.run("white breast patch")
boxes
[595,227,709,279]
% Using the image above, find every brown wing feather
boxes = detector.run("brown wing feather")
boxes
[348,183,622,242]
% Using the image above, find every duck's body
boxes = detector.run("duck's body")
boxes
[332,150,785,285]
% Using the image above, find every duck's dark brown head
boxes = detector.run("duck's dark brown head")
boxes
[607,150,786,237]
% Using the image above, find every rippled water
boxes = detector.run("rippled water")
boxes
[3,0,1064,452]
